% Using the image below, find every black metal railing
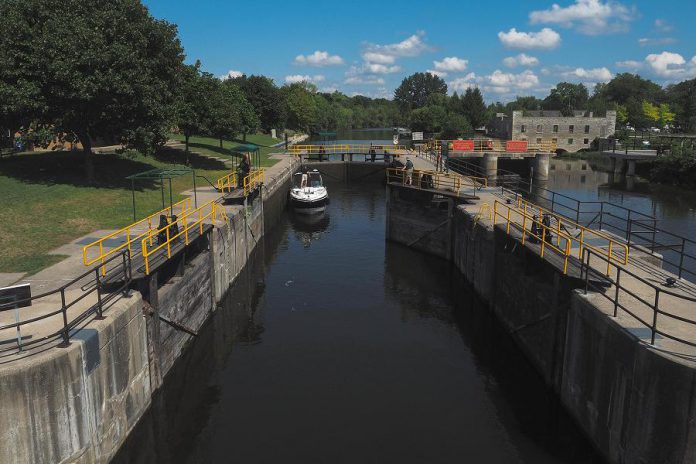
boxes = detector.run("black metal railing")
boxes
[581,248,696,348]
[627,219,696,281]
[0,250,132,355]
[446,157,696,283]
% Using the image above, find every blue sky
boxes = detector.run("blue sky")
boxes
[143,0,696,101]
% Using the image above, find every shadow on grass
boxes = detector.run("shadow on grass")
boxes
[155,146,236,170]
[0,151,162,190]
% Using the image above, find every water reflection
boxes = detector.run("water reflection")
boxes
[113,179,603,464]
[290,211,330,248]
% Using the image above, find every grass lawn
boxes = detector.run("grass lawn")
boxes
[0,149,230,275]
[168,133,284,167]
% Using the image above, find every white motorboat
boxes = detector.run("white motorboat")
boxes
[290,169,329,214]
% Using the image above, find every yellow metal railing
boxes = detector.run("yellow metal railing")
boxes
[243,169,265,195]
[141,200,228,275]
[515,197,629,274]
[289,144,410,156]
[386,168,463,194]
[494,200,573,274]
[216,171,237,193]
[83,198,192,275]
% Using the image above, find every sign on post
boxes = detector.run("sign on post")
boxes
[412,132,424,141]
[506,140,529,152]
[452,140,474,151]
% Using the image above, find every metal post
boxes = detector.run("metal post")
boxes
[95,269,104,319]
[613,269,621,317]
[651,290,660,345]
[160,178,165,210]
[678,238,685,278]
[60,288,70,346]
[598,203,604,230]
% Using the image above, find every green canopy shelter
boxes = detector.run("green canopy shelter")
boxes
[230,143,261,170]
[126,167,197,221]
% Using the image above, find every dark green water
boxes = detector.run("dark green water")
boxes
[113,177,604,464]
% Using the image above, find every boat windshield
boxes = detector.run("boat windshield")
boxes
[308,172,322,187]
[292,173,304,188]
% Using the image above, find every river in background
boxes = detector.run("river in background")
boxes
[114,176,604,464]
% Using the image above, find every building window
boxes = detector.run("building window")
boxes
[583,138,589,145]
[584,125,590,133]
[536,138,542,144]
[569,125,574,133]
[552,137,558,145]
[568,138,574,145]
[550,164,556,170]
[536,124,543,133]
[520,124,526,133]
[553,124,559,133]
[581,175,586,184]
[581,164,587,170]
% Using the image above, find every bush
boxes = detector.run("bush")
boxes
[650,153,696,186]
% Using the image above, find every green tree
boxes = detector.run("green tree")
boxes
[176,64,218,163]
[642,100,660,125]
[440,113,473,139]
[394,72,448,111]
[283,83,318,133]
[616,104,629,124]
[409,105,447,134]
[210,80,258,147]
[234,75,286,132]
[461,88,488,128]
[666,78,696,132]
[543,82,589,115]
[0,0,184,181]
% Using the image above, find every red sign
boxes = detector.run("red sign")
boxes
[506,140,528,152]
[452,140,474,151]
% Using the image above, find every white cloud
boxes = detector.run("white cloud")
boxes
[361,52,396,65]
[615,60,643,69]
[433,56,468,72]
[638,37,677,47]
[503,53,540,68]
[482,70,540,93]
[498,28,561,50]
[448,72,477,92]
[363,63,401,74]
[427,69,448,78]
[294,50,344,67]
[561,66,613,82]
[221,70,243,80]
[529,0,637,35]
[284,74,325,84]
[654,19,673,33]
[644,51,695,78]
[365,32,432,59]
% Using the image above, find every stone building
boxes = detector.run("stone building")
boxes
[488,110,616,153]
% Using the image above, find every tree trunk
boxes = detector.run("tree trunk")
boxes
[242,131,247,142]
[219,137,223,149]
[78,131,94,184]
[184,134,190,165]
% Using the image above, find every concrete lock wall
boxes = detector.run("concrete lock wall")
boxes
[0,158,298,464]
[386,189,696,464]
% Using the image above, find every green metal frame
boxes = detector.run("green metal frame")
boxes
[125,167,197,221]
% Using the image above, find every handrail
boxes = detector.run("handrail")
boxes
[83,198,192,275]
[216,171,237,193]
[386,167,464,194]
[493,200,573,274]
[581,247,696,348]
[243,168,265,195]
[289,144,410,156]
[140,200,228,275]
[427,138,557,153]
[515,197,629,274]
[1,250,131,353]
